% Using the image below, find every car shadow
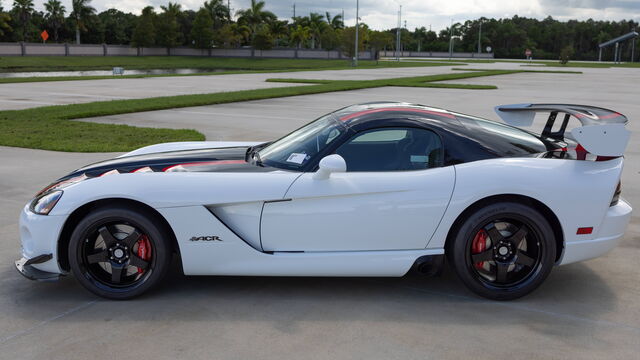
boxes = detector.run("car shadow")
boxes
[1,257,622,341]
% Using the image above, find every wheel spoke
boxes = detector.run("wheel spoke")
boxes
[510,226,528,248]
[111,264,126,283]
[485,224,504,246]
[129,255,149,270]
[86,250,109,264]
[515,251,536,268]
[121,230,142,248]
[99,226,118,248]
[495,263,509,283]
[472,249,494,263]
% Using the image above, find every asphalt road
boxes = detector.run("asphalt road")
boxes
[0,65,638,359]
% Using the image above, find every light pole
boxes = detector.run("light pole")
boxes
[632,27,636,62]
[354,0,359,66]
[448,19,454,60]
[395,4,402,61]
[477,19,482,54]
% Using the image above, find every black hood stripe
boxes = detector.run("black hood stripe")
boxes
[61,146,277,181]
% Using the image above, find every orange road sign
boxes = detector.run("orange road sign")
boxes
[41,30,49,42]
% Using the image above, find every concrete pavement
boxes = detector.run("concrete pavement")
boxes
[0,61,527,110]
[0,64,638,359]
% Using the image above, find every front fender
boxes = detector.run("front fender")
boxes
[49,171,302,216]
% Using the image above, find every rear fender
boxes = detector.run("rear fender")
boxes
[427,157,624,251]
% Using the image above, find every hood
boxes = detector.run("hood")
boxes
[62,146,276,180]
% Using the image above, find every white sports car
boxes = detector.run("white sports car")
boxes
[15,102,632,300]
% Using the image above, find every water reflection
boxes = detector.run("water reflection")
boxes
[0,68,227,78]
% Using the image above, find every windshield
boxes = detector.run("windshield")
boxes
[258,114,347,170]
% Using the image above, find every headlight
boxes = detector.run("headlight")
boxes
[30,191,63,215]
[35,173,88,198]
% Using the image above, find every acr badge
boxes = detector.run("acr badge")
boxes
[190,236,222,242]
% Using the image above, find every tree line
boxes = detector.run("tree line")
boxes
[0,0,638,60]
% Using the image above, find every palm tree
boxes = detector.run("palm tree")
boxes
[160,2,181,17]
[307,12,326,49]
[289,24,309,49]
[203,0,229,29]
[231,23,250,47]
[71,0,95,44]
[44,0,65,41]
[267,19,287,46]
[158,2,182,49]
[12,0,34,41]
[236,0,276,40]
[0,12,11,37]
[325,12,343,29]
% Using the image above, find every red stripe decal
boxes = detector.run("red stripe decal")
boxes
[598,112,622,119]
[339,107,455,122]
[163,160,246,172]
[130,166,153,173]
[100,169,120,177]
[575,144,588,161]
[572,112,620,120]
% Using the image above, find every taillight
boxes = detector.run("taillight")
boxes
[611,181,621,206]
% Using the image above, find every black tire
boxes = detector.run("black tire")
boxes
[447,202,556,300]
[68,205,172,300]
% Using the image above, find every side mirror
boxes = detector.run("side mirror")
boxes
[313,154,347,180]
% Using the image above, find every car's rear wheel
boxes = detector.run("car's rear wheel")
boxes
[448,202,556,300]
[68,205,171,299]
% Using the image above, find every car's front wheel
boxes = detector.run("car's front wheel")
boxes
[448,201,556,300]
[68,205,172,299]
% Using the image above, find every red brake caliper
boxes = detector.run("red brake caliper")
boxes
[472,229,488,270]
[136,235,152,274]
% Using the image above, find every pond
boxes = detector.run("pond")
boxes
[0,68,228,78]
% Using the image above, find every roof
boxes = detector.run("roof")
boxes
[599,31,639,48]
[334,102,456,124]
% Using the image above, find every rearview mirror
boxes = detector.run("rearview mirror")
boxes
[313,154,346,180]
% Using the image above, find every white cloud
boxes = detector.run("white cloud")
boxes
[28,0,640,31]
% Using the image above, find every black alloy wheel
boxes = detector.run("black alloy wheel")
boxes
[69,205,171,299]
[448,202,556,300]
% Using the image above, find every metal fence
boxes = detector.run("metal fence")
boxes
[0,42,374,60]
[379,50,494,59]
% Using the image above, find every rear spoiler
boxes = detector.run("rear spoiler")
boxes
[495,103,630,157]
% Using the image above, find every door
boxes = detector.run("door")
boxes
[261,127,455,252]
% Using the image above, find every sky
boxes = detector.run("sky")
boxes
[27,0,640,32]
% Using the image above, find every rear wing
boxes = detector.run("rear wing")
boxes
[495,103,630,157]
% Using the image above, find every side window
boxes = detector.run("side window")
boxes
[335,127,443,172]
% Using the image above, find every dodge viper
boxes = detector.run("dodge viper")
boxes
[15,102,632,300]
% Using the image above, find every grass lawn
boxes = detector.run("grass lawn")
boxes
[451,68,583,74]
[386,57,640,68]
[0,56,458,73]
[0,69,579,152]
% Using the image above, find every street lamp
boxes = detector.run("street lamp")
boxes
[477,19,483,54]
[354,0,359,66]
[395,3,402,61]
[448,19,454,60]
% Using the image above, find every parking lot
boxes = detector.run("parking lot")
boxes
[1,64,638,359]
